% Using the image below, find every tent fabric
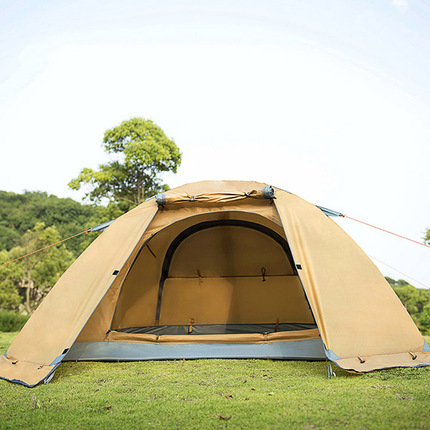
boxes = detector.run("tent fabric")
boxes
[155,188,272,206]
[334,351,430,373]
[273,191,428,365]
[0,201,158,386]
[105,328,321,344]
[1,180,429,387]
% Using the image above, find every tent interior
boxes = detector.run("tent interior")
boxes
[69,210,324,360]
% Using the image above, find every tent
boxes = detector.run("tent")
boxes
[1,180,429,387]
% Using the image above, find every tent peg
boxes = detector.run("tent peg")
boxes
[43,371,55,384]
[327,362,336,379]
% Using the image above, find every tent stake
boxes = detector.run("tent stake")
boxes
[328,362,336,379]
[43,371,55,385]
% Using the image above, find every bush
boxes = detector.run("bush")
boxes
[386,277,430,335]
[0,311,29,332]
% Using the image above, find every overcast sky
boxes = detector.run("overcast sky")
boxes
[1,0,429,286]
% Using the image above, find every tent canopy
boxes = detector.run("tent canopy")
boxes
[1,180,429,387]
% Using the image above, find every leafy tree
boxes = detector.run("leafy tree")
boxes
[68,118,182,210]
[0,191,118,314]
[419,303,430,331]
[0,223,73,313]
[0,250,22,310]
[0,190,101,257]
[425,228,430,245]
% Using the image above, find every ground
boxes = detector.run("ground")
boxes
[0,333,429,429]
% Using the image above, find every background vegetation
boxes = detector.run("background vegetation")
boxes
[386,277,430,335]
[0,191,104,315]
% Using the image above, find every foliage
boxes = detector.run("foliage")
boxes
[0,311,29,331]
[0,331,429,430]
[386,277,430,334]
[0,250,22,310]
[425,228,430,245]
[419,303,430,329]
[0,190,101,257]
[0,190,126,314]
[0,223,73,313]
[69,117,182,210]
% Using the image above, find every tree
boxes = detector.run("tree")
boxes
[425,228,430,245]
[0,190,102,257]
[68,118,182,210]
[419,304,430,331]
[0,250,22,310]
[0,223,73,313]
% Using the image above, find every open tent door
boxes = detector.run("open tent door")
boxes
[68,211,325,361]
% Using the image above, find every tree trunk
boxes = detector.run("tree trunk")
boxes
[24,278,34,314]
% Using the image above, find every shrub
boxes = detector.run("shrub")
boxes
[0,311,29,332]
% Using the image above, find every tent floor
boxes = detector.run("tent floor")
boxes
[115,323,318,336]
[64,338,326,361]
[65,325,326,361]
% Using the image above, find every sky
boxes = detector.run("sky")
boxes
[0,0,429,287]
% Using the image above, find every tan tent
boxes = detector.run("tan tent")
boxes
[1,180,429,387]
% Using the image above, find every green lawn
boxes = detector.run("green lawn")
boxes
[1,332,429,429]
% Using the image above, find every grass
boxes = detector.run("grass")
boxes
[0,333,429,429]
[0,311,29,332]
